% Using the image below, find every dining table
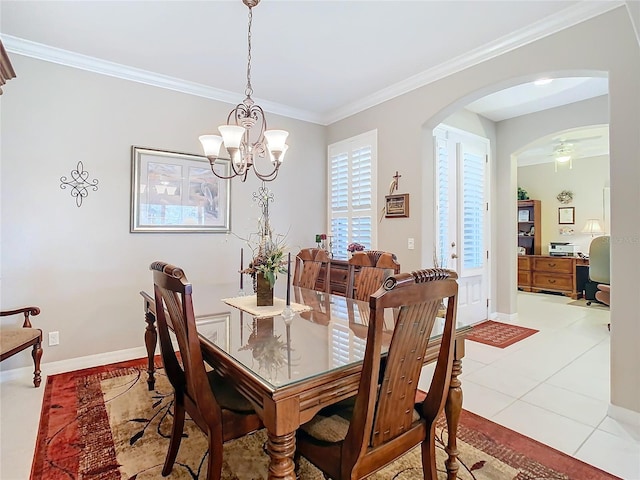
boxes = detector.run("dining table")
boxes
[139,282,470,480]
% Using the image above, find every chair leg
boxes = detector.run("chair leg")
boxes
[31,341,42,388]
[421,427,438,480]
[205,429,224,480]
[162,395,185,476]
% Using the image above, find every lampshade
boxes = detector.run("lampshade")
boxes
[581,219,604,236]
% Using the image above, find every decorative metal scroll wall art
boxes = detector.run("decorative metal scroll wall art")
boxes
[60,161,99,207]
[252,182,275,236]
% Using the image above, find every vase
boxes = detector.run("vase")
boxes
[256,274,274,306]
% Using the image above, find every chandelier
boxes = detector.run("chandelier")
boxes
[199,0,289,182]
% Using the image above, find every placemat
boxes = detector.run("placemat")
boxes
[222,295,311,318]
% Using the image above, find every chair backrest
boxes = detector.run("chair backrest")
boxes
[150,261,222,429]
[293,248,331,291]
[589,236,610,284]
[346,268,458,458]
[294,287,331,325]
[346,250,400,301]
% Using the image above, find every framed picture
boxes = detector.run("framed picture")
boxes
[385,193,410,218]
[558,206,575,225]
[196,313,230,351]
[518,210,530,222]
[130,146,231,233]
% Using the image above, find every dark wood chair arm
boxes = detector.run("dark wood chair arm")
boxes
[0,306,41,328]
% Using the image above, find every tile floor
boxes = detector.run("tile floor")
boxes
[1,292,639,479]
[420,292,640,479]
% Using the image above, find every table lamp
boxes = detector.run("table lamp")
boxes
[581,219,604,237]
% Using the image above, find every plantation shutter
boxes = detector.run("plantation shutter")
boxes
[328,131,377,260]
[461,150,485,272]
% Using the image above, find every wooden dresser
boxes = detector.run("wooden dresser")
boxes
[315,258,401,296]
[518,255,588,299]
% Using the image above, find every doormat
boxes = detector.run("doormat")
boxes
[467,320,538,348]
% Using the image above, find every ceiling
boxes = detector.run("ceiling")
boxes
[1,0,618,159]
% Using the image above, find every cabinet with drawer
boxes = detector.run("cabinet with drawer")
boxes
[517,256,532,290]
[517,255,588,299]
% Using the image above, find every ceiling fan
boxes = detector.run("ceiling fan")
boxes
[551,142,574,171]
[549,134,604,171]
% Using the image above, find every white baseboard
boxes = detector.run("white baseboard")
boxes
[492,311,518,322]
[607,403,640,427]
[0,346,152,384]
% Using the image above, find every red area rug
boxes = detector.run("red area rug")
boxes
[32,358,618,479]
[467,320,539,348]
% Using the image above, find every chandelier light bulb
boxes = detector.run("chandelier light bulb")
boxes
[198,135,223,158]
[269,144,288,164]
[218,125,245,149]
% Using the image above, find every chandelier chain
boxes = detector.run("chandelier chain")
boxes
[245,7,253,98]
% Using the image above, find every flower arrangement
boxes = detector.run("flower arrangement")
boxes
[347,242,365,253]
[242,234,287,288]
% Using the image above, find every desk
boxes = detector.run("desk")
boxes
[517,255,589,299]
[140,284,469,480]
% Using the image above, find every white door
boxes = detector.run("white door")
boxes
[434,126,489,325]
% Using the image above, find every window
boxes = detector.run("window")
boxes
[328,130,377,260]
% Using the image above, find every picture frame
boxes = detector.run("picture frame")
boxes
[196,313,230,351]
[130,146,231,233]
[558,206,575,225]
[385,193,410,218]
[518,209,530,222]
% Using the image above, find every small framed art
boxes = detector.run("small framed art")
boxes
[558,207,575,225]
[385,193,410,218]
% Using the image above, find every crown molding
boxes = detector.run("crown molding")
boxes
[1,1,624,127]
[323,1,625,125]
[0,34,324,125]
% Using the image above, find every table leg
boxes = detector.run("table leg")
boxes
[266,430,296,480]
[444,357,463,480]
[144,310,157,391]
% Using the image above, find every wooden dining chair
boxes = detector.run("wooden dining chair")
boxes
[346,250,400,301]
[0,306,43,387]
[296,268,459,480]
[150,261,263,480]
[293,248,331,292]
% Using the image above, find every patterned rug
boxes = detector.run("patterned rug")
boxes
[466,320,539,348]
[31,358,618,480]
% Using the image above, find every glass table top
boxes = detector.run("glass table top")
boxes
[191,282,451,390]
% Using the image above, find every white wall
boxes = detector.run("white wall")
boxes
[518,155,610,255]
[0,55,326,368]
[328,7,640,414]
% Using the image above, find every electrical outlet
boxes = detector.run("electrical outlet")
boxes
[48,331,60,346]
[408,238,415,250]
